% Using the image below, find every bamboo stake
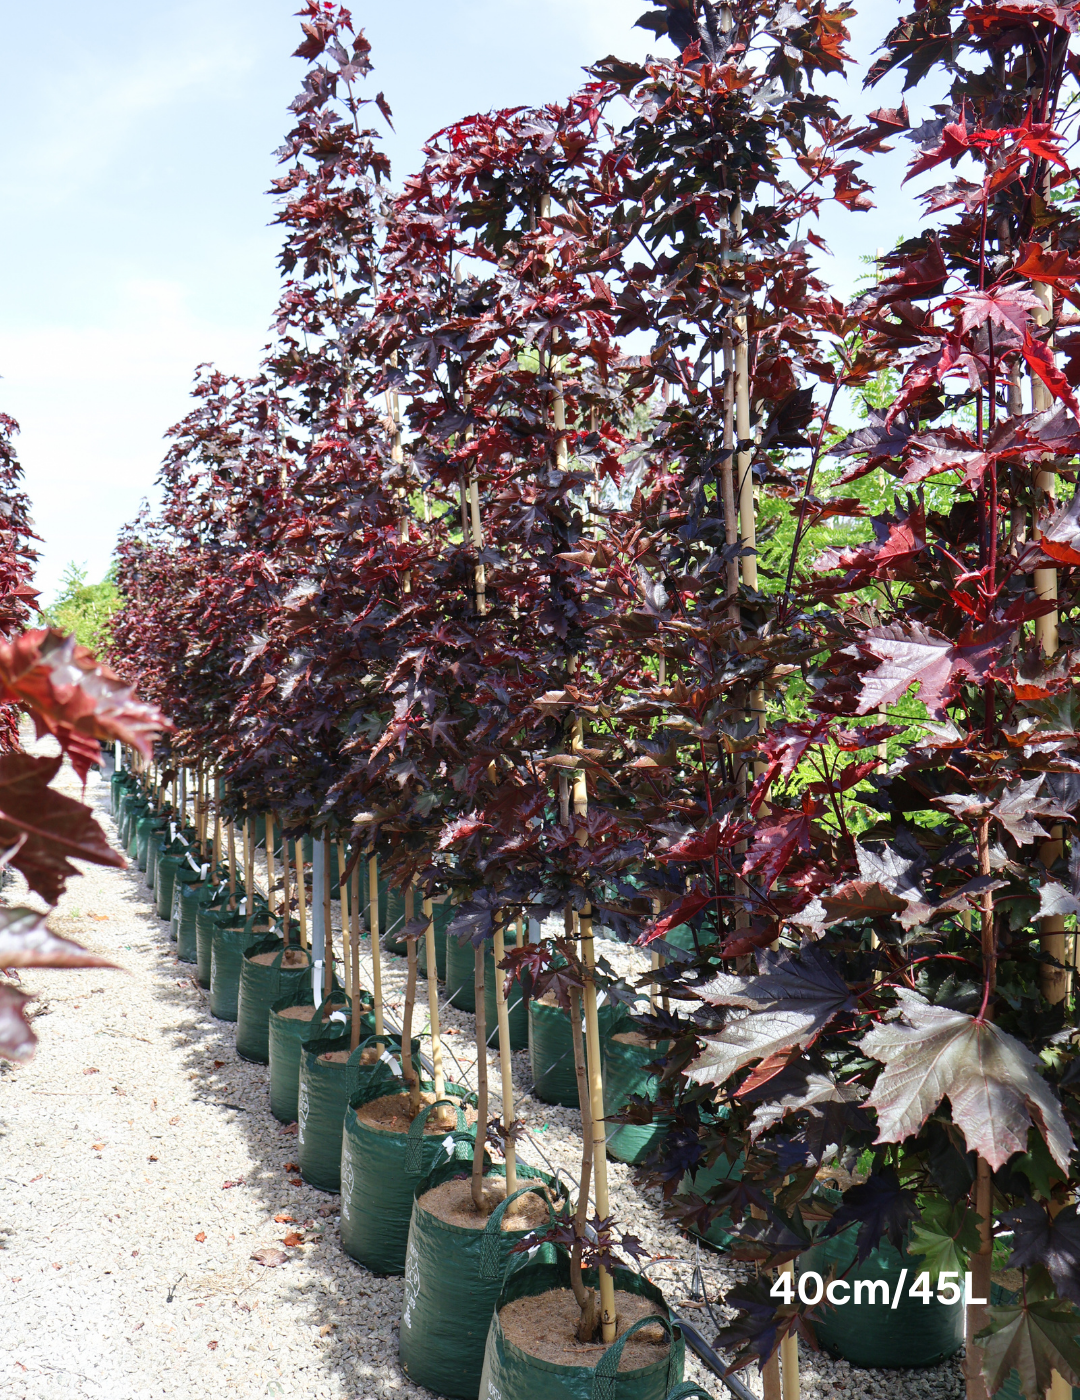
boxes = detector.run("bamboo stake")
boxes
[266,815,276,918]
[338,840,350,1000]
[212,776,222,883]
[423,892,451,1122]
[402,898,421,1112]
[368,849,384,1041]
[243,817,254,907]
[471,945,489,1212]
[281,818,292,947]
[492,916,517,1196]
[349,856,362,1050]
[568,982,597,1341]
[780,1261,800,1400]
[295,839,308,952]
[227,813,237,911]
[322,839,333,999]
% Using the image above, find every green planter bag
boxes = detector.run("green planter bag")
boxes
[173,868,210,962]
[236,939,314,1063]
[340,1081,475,1275]
[478,1249,684,1400]
[195,898,232,989]
[415,894,452,980]
[603,1032,671,1165]
[529,998,625,1107]
[445,932,476,1011]
[399,1157,563,1399]
[268,988,350,1123]
[155,852,181,920]
[210,914,273,1022]
[135,813,158,872]
[382,885,409,955]
[298,1030,413,1192]
[800,1223,963,1369]
[483,946,529,1052]
[675,1145,744,1250]
[146,829,163,891]
[124,801,147,858]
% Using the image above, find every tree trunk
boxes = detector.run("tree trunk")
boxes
[568,984,597,1343]
[471,945,489,1214]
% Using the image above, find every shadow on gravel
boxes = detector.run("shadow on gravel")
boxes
[89,779,448,1398]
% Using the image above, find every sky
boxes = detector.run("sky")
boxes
[0,0,934,604]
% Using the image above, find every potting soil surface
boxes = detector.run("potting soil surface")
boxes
[416,1175,552,1231]
[498,1287,667,1371]
[355,1092,478,1136]
[0,732,966,1399]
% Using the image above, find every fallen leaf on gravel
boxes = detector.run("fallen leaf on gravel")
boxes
[207,1341,218,1351]
[52,1263,61,1270]
[195,1232,206,1243]
[213,1060,224,1069]
[274,1214,294,1223]
[319,1324,335,1336]
[283,1162,298,1171]
[250,1247,287,1267]
[83,1067,99,1075]
[28,1174,42,1183]
[89,913,109,921]
[288,1175,302,1186]
[91,1142,104,1151]
[279,1122,298,1135]
[168,1116,180,1125]
[222,1179,244,1189]
[147,1155,158,1163]
[281,1232,303,1247]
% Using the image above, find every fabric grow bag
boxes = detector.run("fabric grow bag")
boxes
[173,870,211,962]
[483,946,529,1052]
[382,884,409,955]
[340,1081,475,1275]
[399,1159,563,1399]
[445,931,476,1011]
[268,988,350,1124]
[478,1249,684,1400]
[603,1033,671,1165]
[236,939,314,1063]
[210,914,273,1021]
[529,998,625,1107]
[298,1030,415,1192]
[124,801,147,858]
[135,813,158,872]
[146,829,163,891]
[800,1224,964,1369]
[415,894,452,980]
[155,852,181,920]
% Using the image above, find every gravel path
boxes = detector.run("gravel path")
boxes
[0,738,964,1399]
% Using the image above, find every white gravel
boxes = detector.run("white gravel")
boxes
[0,736,964,1399]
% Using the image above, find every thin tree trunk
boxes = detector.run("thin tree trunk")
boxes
[471,944,489,1213]
[402,932,420,1113]
[349,852,362,1051]
[492,917,517,1196]
[569,983,597,1342]
[266,815,276,919]
[368,848,383,1040]
[295,839,308,953]
[322,839,333,999]
[424,893,453,1126]
[281,818,292,948]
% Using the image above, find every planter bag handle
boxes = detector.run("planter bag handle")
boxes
[593,1314,678,1400]
[344,1033,399,1102]
[663,1387,714,1400]
[404,1097,468,1176]
[314,989,348,1027]
[479,1183,555,1279]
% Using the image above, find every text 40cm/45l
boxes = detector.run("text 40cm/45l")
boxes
[772,1270,987,1309]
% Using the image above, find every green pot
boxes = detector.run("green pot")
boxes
[210,914,273,1022]
[479,1249,684,1400]
[800,1226,964,1369]
[340,1081,474,1275]
[398,1158,563,1399]
[528,998,624,1107]
[124,801,147,857]
[268,988,350,1124]
[298,1031,414,1192]
[603,1033,671,1165]
[415,894,452,980]
[675,1149,744,1250]
[382,885,409,956]
[146,830,163,891]
[236,939,314,1063]
[135,813,157,871]
[445,932,476,1011]
[173,870,208,962]
[483,946,529,1052]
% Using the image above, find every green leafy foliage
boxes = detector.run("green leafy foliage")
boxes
[43,563,120,656]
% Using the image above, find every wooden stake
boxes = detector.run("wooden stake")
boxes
[423,892,450,1116]
[338,841,350,1000]
[295,839,308,952]
[368,849,383,1040]
[580,907,616,1343]
[266,815,276,918]
[227,814,237,911]
[349,852,363,1051]
[780,1261,800,1400]
[471,945,489,1212]
[492,917,517,1196]
[281,818,292,947]
[402,925,420,1112]
[212,776,222,881]
[243,817,254,905]
[322,839,333,999]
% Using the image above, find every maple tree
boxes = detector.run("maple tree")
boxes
[104,0,1080,1394]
